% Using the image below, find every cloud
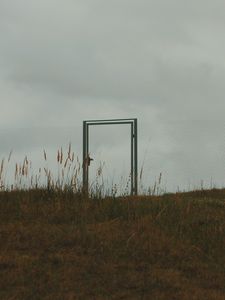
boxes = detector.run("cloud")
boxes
[0,0,225,191]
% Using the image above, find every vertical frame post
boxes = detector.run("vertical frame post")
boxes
[134,118,138,195]
[82,121,88,194]
[131,122,134,195]
[86,124,89,189]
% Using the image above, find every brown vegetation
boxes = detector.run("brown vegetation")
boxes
[0,189,225,299]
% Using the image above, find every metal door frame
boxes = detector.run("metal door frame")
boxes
[83,118,138,195]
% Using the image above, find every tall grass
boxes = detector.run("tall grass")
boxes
[0,144,82,193]
[0,144,165,197]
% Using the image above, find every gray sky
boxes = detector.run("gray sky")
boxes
[0,0,225,192]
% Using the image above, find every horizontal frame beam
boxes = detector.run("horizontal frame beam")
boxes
[85,118,137,123]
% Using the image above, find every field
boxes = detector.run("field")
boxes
[1,188,225,299]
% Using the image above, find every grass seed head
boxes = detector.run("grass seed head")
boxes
[60,147,63,164]
[43,150,47,161]
[8,150,13,162]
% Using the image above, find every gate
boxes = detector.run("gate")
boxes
[82,118,138,195]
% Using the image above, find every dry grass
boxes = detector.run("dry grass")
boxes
[1,147,225,298]
[0,145,83,193]
[0,188,225,299]
[0,144,141,197]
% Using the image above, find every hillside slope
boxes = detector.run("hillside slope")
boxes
[0,189,225,299]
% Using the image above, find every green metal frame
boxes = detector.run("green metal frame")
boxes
[83,118,138,195]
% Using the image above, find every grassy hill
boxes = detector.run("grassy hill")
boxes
[0,188,225,299]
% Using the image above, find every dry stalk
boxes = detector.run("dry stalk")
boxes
[8,150,13,162]
[43,149,47,161]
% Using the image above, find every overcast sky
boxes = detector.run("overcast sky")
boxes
[0,0,225,192]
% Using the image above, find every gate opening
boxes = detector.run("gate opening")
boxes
[82,118,138,195]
